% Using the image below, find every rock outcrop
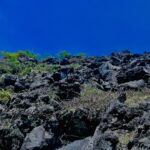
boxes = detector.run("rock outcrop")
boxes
[0,51,150,150]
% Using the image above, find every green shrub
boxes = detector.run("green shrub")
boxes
[57,50,72,58]
[0,89,12,104]
[76,52,86,57]
[0,61,21,74]
[1,50,38,62]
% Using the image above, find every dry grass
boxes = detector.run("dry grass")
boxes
[125,88,150,107]
[63,85,150,111]
[63,84,117,111]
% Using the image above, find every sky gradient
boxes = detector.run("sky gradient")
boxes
[0,0,150,55]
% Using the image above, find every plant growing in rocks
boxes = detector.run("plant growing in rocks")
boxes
[63,84,117,111]
[0,89,12,104]
[57,50,72,58]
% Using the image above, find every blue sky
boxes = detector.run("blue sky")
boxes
[0,0,150,55]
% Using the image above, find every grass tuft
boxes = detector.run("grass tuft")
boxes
[0,89,12,104]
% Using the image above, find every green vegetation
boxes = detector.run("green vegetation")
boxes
[31,64,60,73]
[0,61,35,75]
[0,50,85,76]
[1,50,37,61]
[57,50,72,58]
[0,50,38,75]
[76,52,86,57]
[0,89,12,104]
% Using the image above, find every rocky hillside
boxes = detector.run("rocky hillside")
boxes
[0,50,150,150]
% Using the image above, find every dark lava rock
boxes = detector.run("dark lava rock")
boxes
[52,72,62,81]
[117,66,150,83]
[3,74,17,86]
[60,58,70,65]
[1,51,150,150]
[56,81,81,100]
[56,108,100,142]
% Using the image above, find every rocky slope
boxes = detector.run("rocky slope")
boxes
[0,50,150,150]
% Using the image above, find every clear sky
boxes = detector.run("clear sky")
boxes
[0,0,150,55]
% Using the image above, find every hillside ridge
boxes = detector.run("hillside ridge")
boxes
[0,50,150,150]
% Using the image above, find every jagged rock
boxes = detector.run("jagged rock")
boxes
[99,62,119,88]
[117,66,150,83]
[59,67,74,80]
[14,81,26,92]
[58,127,118,150]
[119,79,145,90]
[20,125,61,150]
[57,137,91,150]
[83,130,118,150]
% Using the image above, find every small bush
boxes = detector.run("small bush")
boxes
[0,89,12,104]
[0,61,21,74]
[57,50,72,58]
[76,52,86,57]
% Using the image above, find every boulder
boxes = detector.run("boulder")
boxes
[117,67,150,83]
[56,108,100,142]
[119,79,145,90]
[21,125,61,150]
[99,62,119,88]
[30,79,49,90]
